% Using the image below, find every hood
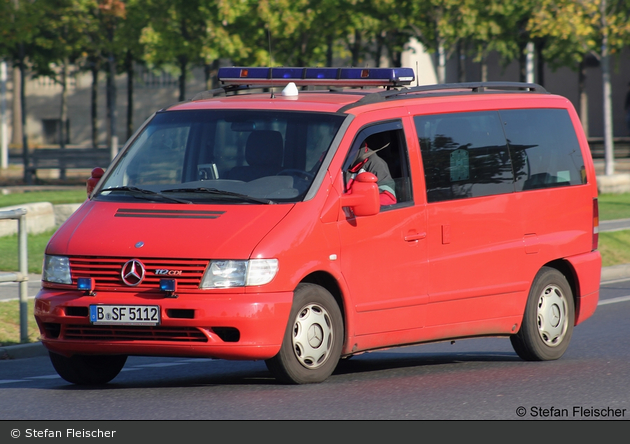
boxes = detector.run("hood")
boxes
[47,201,294,259]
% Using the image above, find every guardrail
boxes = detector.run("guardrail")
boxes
[0,208,29,343]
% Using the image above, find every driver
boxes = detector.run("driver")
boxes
[346,141,397,206]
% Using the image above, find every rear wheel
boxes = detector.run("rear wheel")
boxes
[510,267,575,361]
[49,352,127,385]
[265,283,343,384]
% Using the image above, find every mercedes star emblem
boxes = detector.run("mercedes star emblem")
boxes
[121,259,146,286]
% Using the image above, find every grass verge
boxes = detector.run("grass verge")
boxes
[0,299,39,347]
[0,229,57,274]
[0,189,86,207]
[599,230,630,267]
[599,193,630,221]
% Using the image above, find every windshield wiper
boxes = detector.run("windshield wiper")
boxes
[162,187,274,204]
[97,186,192,204]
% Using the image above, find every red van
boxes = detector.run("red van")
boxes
[34,68,601,385]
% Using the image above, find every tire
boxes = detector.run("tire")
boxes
[510,267,575,361]
[265,283,343,384]
[49,352,127,385]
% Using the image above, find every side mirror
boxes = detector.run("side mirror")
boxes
[340,172,380,217]
[86,167,104,198]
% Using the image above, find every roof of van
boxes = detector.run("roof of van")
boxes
[167,81,553,115]
[169,91,370,114]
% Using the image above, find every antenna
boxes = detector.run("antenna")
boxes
[416,61,419,87]
[268,27,275,98]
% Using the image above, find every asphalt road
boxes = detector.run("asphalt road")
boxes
[0,277,629,421]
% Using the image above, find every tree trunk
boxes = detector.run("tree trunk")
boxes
[526,42,535,83]
[601,0,614,176]
[126,51,134,141]
[602,51,614,175]
[457,40,466,83]
[536,42,545,87]
[437,39,446,84]
[519,42,528,83]
[108,51,118,160]
[326,35,334,67]
[351,30,361,66]
[578,60,589,137]
[91,60,99,149]
[11,65,22,147]
[1,61,7,169]
[479,51,488,82]
[59,60,68,180]
[178,56,187,102]
[19,52,30,184]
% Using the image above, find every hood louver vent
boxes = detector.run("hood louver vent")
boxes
[115,208,225,219]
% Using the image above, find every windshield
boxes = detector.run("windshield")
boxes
[96,109,345,204]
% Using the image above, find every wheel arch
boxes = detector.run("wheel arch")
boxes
[300,271,346,324]
[541,259,579,324]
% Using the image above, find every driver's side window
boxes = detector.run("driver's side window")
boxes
[343,122,413,208]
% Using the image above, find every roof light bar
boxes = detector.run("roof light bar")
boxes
[217,67,415,87]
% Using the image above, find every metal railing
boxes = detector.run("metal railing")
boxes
[0,208,29,343]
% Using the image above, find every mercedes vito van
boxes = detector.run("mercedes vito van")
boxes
[35,67,601,385]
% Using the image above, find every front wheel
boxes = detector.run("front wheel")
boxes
[510,267,575,361]
[49,352,127,385]
[265,283,343,384]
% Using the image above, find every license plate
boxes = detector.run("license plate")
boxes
[90,305,161,326]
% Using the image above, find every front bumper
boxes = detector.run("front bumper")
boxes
[34,288,293,360]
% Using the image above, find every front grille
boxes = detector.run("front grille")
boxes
[69,257,207,291]
[63,324,208,342]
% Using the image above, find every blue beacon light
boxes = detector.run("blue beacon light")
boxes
[77,277,96,296]
[160,279,178,298]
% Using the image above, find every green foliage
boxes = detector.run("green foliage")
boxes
[527,0,630,71]
[3,0,630,83]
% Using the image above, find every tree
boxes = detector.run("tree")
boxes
[29,0,94,178]
[141,0,248,101]
[371,0,479,83]
[117,0,149,140]
[94,0,126,159]
[0,0,45,183]
[528,0,630,175]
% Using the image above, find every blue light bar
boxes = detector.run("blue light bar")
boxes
[217,67,415,87]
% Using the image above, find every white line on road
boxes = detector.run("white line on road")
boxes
[598,295,630,306]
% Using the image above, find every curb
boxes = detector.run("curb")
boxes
[0,341,47,360]
[600,264,630,282]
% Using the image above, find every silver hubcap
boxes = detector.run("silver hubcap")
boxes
[536,284,568,347]
[292,303,333,369]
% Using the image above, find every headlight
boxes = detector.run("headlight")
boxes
[200,259,279,289]
[43,255,72,284]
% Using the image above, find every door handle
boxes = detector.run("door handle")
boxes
[404,231,426,242]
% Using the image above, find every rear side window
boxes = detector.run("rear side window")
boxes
[414,108,586,203]
[500,109,586,191]
[415,111,512,202]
